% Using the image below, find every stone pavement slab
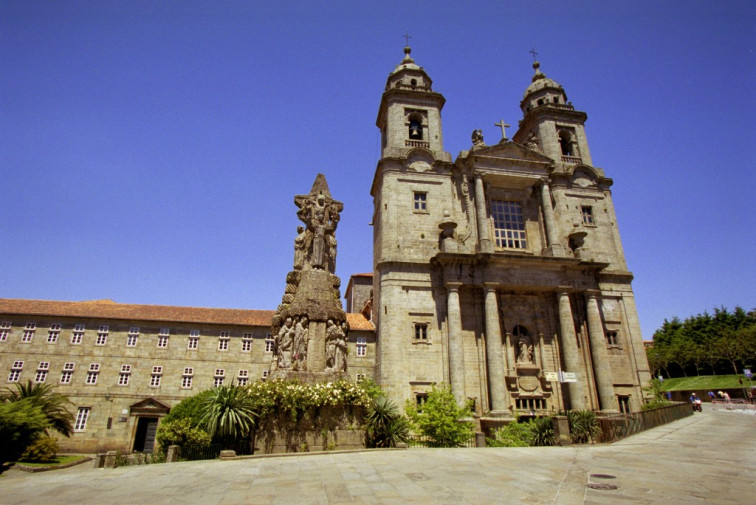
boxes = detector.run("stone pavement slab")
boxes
[1,408,753,505]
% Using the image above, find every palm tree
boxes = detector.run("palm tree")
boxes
[365,396,409,448]
[1,381,74,437]
[199,385,257,447]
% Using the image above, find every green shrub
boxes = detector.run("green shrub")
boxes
[530,416,555,446]
[486,421,532,447]
[405,385,474,447]
[365,396,409,448]
[161,390,214,427]
[20,434,59,462]
[642,399,673,411]
[0,399,49,472]
[155,418,211,453]
[567,410,599,444]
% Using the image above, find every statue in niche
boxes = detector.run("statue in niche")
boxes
[293,226,307,270]
[517,337,534,364]
[275,317,295,369]
[292,316,309,371]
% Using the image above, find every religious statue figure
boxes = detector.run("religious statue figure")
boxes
[525,132,540,152]
[292,316,309,371]
[325,319,348,372]
[471,129,485,147]
[295,180,343,273]
[293,226,307,270]
[275,317,295,369]
[517,337,534,364]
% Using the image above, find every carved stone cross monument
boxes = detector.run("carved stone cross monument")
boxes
[270,174,348,379]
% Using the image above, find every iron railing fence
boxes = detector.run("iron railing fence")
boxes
[180,440,254,461]
[596,402,693,443]
[407,434,476,448]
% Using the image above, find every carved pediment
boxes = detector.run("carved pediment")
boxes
[129,398,171,416]
[473,141,554,164]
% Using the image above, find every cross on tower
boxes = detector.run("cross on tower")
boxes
[403,32,412,46]
[529,48,539,61]
[494,120,511,141]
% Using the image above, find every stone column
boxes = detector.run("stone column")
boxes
[474,173,494,253]
[586,293,618,412]
[540,179,564,256]
[557,291,587,410]
[483,285,507,412]
[446,283,466,405]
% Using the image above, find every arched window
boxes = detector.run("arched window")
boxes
[559,130,573,156]
[512,325,529,339]
[408,116,423,140]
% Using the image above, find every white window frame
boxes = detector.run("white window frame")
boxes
[356,336,367,357]
[35,362,50,383]
[47,323,61,343]
[241,333,253,352]
[218,332,230,351]
[581,205,595,225]
[96,325,109,346]
[264,334,274,353]
[0,321,10,342]
[414,323,429,343]
[157,328,170,348]
[491,200,527,250]
[118,364,132,386]
[188,330,200,350]
[22,322,36,343]
[150,366,163,387]
[71,324,85,345]
[86,363,100,385]
[60,362,75,384]
[237,369,248,386]
[74,407,90,432]
[213,368,225,387]
[413,191,428,213]
[181,367,194,389]
[8,360,24,382]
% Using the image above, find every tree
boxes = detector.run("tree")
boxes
[199,385,257,447]
[0,399,49,473]
[405,385,474,447]
[1,381,74,437]
[155,418,211,454]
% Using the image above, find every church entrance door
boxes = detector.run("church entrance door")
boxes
[133,417,159,454]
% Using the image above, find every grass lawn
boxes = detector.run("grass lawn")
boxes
[17,455,89,467]
[659,374,755,391]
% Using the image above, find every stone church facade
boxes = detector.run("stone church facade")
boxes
[371,47,651,418]
[0,47,651,453]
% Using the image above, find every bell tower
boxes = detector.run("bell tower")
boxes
[375,46,449,160]
[514,61,593,167]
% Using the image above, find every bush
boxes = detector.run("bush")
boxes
[155,418,211,453]
[486,416,554,447]
[160,390,214,427]
[0,399,49,473]
[530,416,555,446]
[20,434,59,462]
[567,410,599,444]
[405,385,474,447]
[365,396,409,448]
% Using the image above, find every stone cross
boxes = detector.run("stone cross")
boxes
[494,120,510,141]
[403,32,412,46]
[529,48,539,61]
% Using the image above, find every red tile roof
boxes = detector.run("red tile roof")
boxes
[0,298,373,331]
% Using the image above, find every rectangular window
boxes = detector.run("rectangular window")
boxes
[606,330,619,347]
[264,334,274,353]
[261,370,269,381]
[188,330,200,350]
[181,367,194,389]
[126,327,139,347]
[150,366,162,387]
[96,325,109,346]
[237,369,248,386]
[86,363,100,385]
[356,373,366,383]
[71,324,85,345]
[414,323,428,342]
[157,328,170,348]
[22,322,36,343]
[0,321,10,342]
[618,395,631,414]
[356,336,367,357]
[218,332,230,351]
[241,333,253,352]
[214,368,225,387]
[581,205,594,225]
[60,362,75,384]
[413,191,428,212]
[8,360,24,382]
[35,362,50,383]
[118,364,131,386]
[74,407,90,432]
[491,200,527,249]
[47,323,61,343]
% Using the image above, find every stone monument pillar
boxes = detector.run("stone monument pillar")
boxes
[269,174,349,379]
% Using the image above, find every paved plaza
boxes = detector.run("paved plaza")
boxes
[1,407,754,505]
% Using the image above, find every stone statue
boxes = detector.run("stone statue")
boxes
[517,337,534,364]
[293,226,306,270]
[275,317,295,369]
[292,316,309,371]
[325,320,347,372]
[525,132,540,152]
[295,182,343,272]
[471,129,485,147]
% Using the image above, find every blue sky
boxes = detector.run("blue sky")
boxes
[1,1,754,339]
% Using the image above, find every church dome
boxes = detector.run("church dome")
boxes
[521,61,569,114]
[385,46,433,91]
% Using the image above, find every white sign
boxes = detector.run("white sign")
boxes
[544,371,559,381]
[560,371,577,383]
[745,369,752,378]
